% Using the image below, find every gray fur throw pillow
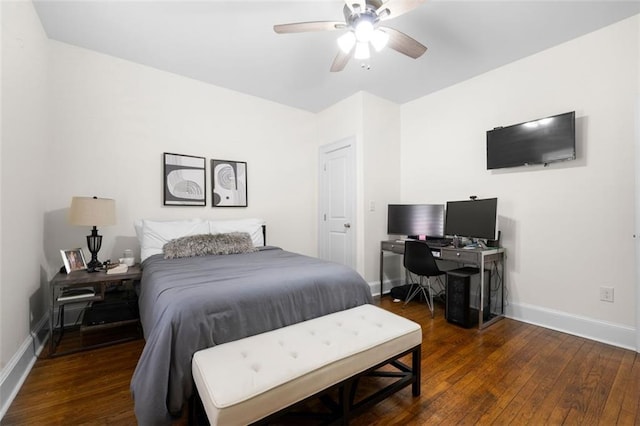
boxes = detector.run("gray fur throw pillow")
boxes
[163,232,257,259]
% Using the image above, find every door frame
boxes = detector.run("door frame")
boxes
[318,137,357,269]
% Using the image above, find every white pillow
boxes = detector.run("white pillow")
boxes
[134,219,144,246]
[208,218,265,247]
[140,219,210,262]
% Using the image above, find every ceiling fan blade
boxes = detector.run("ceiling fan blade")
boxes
[344,0,367,14]
[377,0,426,21]
[273,21,346,34]
[382,26,427,59]
[330,49,352,72]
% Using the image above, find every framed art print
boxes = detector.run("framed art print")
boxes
[163,153,206,206]
[211,159,247,207]
[61,248,87,273]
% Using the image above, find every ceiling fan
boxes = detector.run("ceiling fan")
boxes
[274,0,427,72]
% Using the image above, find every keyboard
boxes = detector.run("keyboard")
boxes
[425,238,452,248]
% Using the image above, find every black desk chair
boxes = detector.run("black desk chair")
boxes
[403,240,446,318]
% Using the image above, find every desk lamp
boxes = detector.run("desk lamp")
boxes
[69,196,116,272]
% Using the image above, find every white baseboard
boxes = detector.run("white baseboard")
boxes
[505,302,636,351]
[370,281,381,297]
[0,314,48,420]
[370,279,402,297]
[369,280,637,352]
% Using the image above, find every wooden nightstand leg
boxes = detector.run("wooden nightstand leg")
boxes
[50,304,66,356]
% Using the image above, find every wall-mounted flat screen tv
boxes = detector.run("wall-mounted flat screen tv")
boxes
[486,111,576,170]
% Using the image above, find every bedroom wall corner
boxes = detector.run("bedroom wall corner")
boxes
[0,0,51,418]
[361,93,401,288]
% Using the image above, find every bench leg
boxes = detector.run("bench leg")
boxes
[188,386,209,426]
[341,380,352,425]
[412,345,421,396]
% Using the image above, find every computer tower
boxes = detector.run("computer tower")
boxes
[446,267,490,328]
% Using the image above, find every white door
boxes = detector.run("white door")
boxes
[319,138,356,269]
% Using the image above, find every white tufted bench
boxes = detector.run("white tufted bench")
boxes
[191,304,422,425]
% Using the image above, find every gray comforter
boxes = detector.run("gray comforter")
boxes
[130,247,373,425]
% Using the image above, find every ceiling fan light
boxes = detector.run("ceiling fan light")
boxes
[371,29,389,52]
[337,31,356,54]
[354,20,374,42]
[354,41,370,59]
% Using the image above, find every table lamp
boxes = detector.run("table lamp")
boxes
[69,196,116,272]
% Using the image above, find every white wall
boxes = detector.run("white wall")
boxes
[0,0,50,414]
[43,40,318,275]
[402,15,639,347]
[636,12,640,351]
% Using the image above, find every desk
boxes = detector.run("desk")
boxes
[380,240,505,329]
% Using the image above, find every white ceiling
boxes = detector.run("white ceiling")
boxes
[33,1,640,112]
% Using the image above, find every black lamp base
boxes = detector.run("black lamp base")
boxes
[86,257,102,273]
[86,227,103,273]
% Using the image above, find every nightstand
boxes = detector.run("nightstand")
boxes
[48,265,142,357]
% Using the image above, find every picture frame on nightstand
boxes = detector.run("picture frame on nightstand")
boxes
[60,248,87,273]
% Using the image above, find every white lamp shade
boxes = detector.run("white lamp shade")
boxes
[69,197,116,227]
[337,31,356,54]
[371,29,389,52]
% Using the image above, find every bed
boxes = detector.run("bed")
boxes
[129,218,373,425]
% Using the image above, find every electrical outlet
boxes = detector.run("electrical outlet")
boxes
[600,286,614,302]
[369,200,376,212]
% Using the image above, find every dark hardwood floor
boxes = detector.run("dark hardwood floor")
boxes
[3,297,639,425]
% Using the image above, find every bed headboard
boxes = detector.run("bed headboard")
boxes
[135,218,267,262]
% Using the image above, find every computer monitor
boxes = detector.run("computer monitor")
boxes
[387,204,445,239]
[444,198,498,240]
